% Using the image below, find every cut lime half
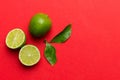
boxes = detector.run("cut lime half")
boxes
[19,45,40,66]
[5,28,26,49]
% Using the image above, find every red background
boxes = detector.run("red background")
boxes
[0,0,120,80]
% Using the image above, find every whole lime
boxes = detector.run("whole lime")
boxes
[29,13,52,37]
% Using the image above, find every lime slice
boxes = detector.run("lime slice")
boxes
[5,28,26,49]
[19,45,40,66]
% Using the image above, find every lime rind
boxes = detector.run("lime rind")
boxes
[19,45,40,66]
[6,28,26,49]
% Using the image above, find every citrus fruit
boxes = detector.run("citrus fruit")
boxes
[19,45,40,66]
[5,28,26,49]
[29,13,52,37]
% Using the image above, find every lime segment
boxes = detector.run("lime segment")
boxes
[19,45,40,66]
[6,28,26,49]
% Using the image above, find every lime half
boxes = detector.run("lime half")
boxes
[19,45,40,66]
[6,28,26,49]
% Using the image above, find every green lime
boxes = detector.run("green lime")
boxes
[5,28,26,49]
[29,13,52,37]
[19,45,40,66]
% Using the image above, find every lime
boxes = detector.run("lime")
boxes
[29,13,52,37]
[5,28,26,49]
[19,45,40,66]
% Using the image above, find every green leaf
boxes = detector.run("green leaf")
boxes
[44,40,57,66]
[51,24,72,43]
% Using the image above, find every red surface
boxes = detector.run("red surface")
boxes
[0,0,120,80]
